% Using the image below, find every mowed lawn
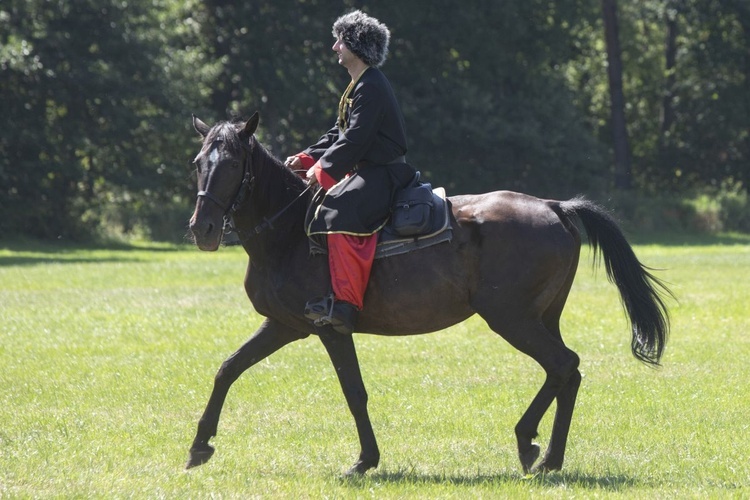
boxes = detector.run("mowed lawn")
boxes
[1,235,748,498]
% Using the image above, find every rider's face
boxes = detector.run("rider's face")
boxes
[333,37,358,68]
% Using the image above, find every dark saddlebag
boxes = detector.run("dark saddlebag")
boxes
[390,181,434,237]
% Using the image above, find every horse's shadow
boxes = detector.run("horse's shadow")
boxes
[341,469,642,491]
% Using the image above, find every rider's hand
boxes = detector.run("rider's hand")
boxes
[306,165,319,187]
[284,156,302,170]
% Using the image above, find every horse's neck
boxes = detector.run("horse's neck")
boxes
[234,149,307,263]
[252,147,303,218]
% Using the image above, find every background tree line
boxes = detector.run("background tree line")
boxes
[1,0,748,241]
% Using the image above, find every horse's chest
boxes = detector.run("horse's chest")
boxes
[243,271,275,316]
[243,267,307,319]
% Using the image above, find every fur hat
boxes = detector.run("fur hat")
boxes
[332,10,390,68]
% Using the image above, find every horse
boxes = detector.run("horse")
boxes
[186,112,670,476]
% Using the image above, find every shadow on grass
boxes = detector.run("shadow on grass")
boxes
[0,255,147,266]
[0,239,192,267]
[340,469,642,492]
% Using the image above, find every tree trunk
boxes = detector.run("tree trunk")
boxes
[659,5,678,150]
[601,0,632,190]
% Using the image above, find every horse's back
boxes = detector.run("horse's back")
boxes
[450,190,568,227]
[447,190,579,250]
[360,190,580,335]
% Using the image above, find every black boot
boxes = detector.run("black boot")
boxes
[304,294,358,334]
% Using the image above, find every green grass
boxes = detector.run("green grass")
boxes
[1,236,749,498]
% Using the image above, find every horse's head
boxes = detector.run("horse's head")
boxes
[189,112,259,251]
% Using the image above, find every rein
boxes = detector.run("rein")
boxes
[246,183,314,235]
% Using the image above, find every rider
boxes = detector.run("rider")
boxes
[285,10,416,334]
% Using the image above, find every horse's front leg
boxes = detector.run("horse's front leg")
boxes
[186,318,307,469]
[318,330,380,476]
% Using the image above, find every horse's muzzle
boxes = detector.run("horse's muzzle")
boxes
[189,212,222,251]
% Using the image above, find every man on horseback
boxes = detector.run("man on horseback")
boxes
[285,10,416,335]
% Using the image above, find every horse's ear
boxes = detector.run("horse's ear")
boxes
[244,112,260,136]
[193,114,210,138]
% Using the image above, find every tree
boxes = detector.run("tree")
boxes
[573,0,749,193]
[0,0,217,240]
[659,2,678,153]
[198,0,343,155]
[668,0,750,189]
[3,0,748,241]
[601,0,633,190]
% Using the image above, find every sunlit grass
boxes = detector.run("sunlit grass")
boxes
[1,238,748,497]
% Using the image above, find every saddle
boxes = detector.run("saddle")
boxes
[309,182,453,260]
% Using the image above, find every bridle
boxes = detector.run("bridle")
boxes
[197,145,254,218]
[195,141,314,240]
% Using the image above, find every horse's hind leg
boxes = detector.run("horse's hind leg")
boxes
[186,318,306,469]
[534,248,582,472]
[485,317,580,474]
[534,304,581,473]
[538,361,581,472]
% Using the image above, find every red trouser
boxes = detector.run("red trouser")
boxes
[327,233,377,310]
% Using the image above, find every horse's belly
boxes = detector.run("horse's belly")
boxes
[359,243,475,335]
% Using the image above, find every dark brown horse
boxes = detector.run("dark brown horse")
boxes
[186,113,670,476]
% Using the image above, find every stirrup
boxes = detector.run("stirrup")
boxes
[304,294,335,327]
[304,294,358,334]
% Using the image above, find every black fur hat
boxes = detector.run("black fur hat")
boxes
[332,10,390,68]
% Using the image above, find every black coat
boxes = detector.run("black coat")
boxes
[305,67,416,236]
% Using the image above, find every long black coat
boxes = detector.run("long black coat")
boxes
[305,67,416,236]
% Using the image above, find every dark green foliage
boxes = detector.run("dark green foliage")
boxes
[0,0,214,240]
[1,0,747,240]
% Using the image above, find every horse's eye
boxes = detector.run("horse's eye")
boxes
[232,161,240,169]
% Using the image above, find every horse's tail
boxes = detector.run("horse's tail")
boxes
[554,196,672,366]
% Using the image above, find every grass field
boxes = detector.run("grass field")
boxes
[1,235,749,498]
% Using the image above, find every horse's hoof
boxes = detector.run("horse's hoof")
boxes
[185,444,215,470]
[343,458,377,477]
[531,460,562,475]
[519,443,541,474]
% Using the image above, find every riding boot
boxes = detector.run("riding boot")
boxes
[304,233,377,334]
[304,295,358,334]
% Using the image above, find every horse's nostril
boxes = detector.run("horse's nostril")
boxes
[189,218,214,238]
